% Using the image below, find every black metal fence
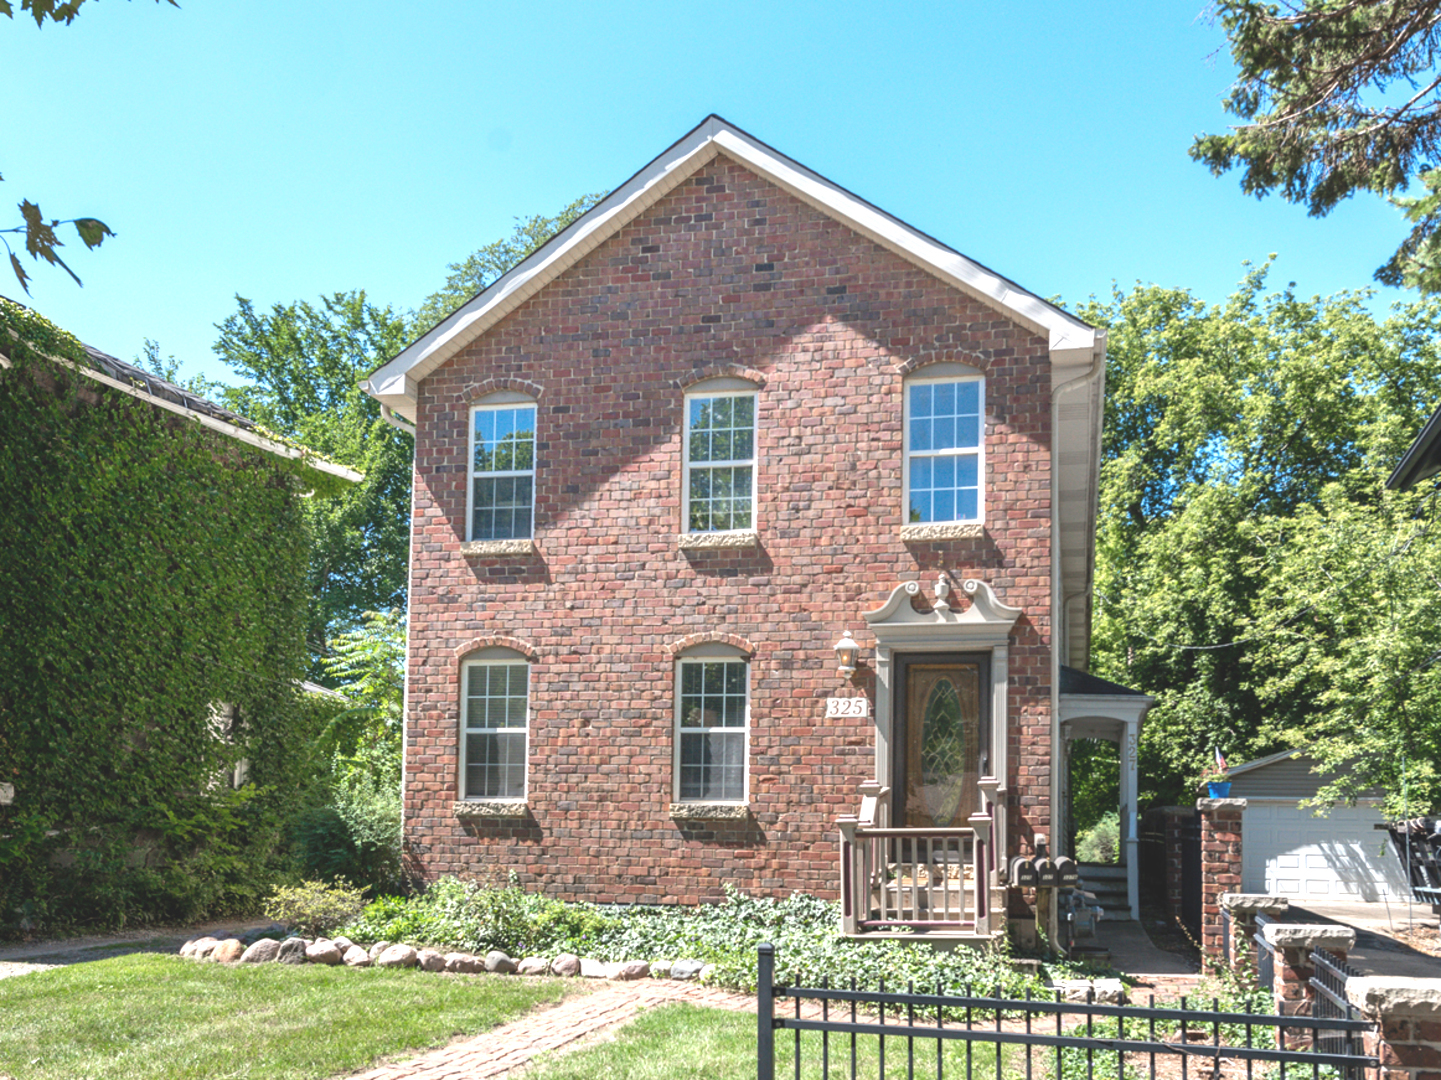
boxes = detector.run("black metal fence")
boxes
[756,943,1377,1080]
[1309,947,1371,1073]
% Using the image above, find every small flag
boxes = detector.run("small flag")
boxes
[1214,747,1228,772]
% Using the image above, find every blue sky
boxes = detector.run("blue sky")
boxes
[2,0,1413,386]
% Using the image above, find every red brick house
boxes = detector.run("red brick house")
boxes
[365,117,1144,941]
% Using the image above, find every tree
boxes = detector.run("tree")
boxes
[0,0,171,292]
[212,292,413,662]
[1192,2,1441,291]
[1079,263,1441,812]
[410,193,605,334]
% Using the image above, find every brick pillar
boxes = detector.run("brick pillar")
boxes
[1347,977,1441,1080]
[1198,797,1246,962]
[1260,923,1355,1042]
[1218,893,1288,973]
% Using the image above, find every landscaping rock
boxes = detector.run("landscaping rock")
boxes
[417,949,447,972]
[445,953,483,974]
[485,950,518,974]
[277,938,307,965]
[193,938,222,960]
[181,936,217,959]
[551,954,581,977]
[211,939,245,964]
[698,964,715,982]
[579,958,610,978]
[305,940,343,966]
[376,944,418,969]
[332,936,355,952]
[650,959,673,978]
[240,938,281,964]
[367,941,392,961]
[1055,979,1127,1005]
[342,945,372,968]
[517,957,549,976]
[615,960,650,981]
[670,959,705,980]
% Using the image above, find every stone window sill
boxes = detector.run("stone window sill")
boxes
[460,539,537,557]
[677,530,759,551]
[669,802,752,821]
[453,800,529,820]
[899,522,984,542]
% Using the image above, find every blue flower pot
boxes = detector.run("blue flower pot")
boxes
[1207,781,1232,798]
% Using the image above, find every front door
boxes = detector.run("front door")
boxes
[893,655,988,829]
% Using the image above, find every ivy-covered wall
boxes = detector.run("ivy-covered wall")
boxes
[0,300,320,934]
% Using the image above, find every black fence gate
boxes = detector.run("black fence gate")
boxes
[757,943,1377,1080]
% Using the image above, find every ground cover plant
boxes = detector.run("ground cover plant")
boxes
[339,878,1050,996]
[0,951,568,1080]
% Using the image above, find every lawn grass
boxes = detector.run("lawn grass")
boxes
[522,1002,1010,1080]
[0,952,571,1080]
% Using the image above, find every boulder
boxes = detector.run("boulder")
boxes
[445,952,483,974]
[551,953,581,977]
[417,949,447,972]
[698,964,715,982]
[277,938,308,965]
[305,940,343,966]
[650,959,673,979]
[376,944,419,969]
[615,960,650,981]
[342,945,372,968]
[239,938,281,964]
[484,950,518,974]
[579,958,613,978]
[367,941,392,961]
[517,957,550,976]
[670,959,705,981]
[211,939,245,964]
[181,936,217,959]
[332,936,355,952]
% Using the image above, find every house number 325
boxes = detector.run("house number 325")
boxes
[825,697,870,718]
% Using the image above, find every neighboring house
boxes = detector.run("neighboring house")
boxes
[1387,402,1441,491]
[364,116,1148,941]
[1226,750,1410,903]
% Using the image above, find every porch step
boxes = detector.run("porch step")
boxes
[1076,863,1127,880]
[1076,864,1129,920]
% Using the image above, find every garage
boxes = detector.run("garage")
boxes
[1230,750,1411,902]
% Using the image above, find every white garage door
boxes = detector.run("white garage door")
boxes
[1242,800,1411,901]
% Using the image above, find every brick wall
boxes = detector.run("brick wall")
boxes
[403,156,1056,905]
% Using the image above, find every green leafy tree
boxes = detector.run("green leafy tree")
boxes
[1080,263,1441,810]
[411,193,605,334]
[212,292,413,661]
[0,0,170,292]
[1192,1,1441,291]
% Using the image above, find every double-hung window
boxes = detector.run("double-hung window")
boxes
[905,377,983,524]
[461,660,528,800]
[675,658,748,802]
[470,402,536,541]
[684,392,755,533]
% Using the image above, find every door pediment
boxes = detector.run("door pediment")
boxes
[865,574,1021,650]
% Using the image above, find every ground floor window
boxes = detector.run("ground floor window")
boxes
[462,661,528,799]
[676,658,748,801]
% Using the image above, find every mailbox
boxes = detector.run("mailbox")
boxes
[1055,856,1079,889]
[1008,855,1038,888]
[1034,856,1058,888]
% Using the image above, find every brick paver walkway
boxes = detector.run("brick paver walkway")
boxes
[347,979,758,1080]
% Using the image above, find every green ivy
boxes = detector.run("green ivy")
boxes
[0,299,320,935]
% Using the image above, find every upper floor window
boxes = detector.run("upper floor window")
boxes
[905,376,983,524]
[461,655,529,800]
[675,655,749,802]
[684,391,756,533]
[470,399,536,541]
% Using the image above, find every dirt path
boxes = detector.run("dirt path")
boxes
[0,917,273,981]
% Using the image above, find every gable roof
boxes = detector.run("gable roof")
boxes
[1388,401,1441,490]
[363,115,1102,422]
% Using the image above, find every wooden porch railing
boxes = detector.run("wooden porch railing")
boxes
[837,823,984,934]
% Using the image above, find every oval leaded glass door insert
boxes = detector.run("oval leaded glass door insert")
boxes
[903,663,980,829]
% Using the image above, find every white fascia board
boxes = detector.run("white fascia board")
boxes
[364,117,1097,422]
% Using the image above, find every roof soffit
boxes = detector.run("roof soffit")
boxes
[364,116,1098,416]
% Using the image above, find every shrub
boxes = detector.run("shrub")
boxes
[264,879,368,936]
[1076,811,1120,864]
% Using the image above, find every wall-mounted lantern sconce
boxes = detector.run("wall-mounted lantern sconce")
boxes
[833,630,859,677]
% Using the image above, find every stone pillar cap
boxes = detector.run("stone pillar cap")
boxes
[1260,923,1355,949]
[1197,798,1248,810]
[1220,893,1289,915]
[1346,977,1441,1017]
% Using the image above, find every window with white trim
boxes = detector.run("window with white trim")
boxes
[684,391,756,533]
[675,656,749,802]
[904,376,983,523]
[461,658,528,799]
[469,400,536,541]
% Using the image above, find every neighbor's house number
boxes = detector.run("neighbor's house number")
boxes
[825,697,870,718]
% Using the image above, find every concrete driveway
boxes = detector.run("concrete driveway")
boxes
[1287,900,1440,979]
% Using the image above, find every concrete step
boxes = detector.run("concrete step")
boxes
[1076,863,1127,879]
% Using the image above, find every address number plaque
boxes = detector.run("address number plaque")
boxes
[825,697,870,718]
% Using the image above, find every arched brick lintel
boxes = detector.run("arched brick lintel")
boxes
[454,635,538,661]
[674,364,768,391]
[459,377,544,403]
[893,352,988,377]
[667,632,757,658]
